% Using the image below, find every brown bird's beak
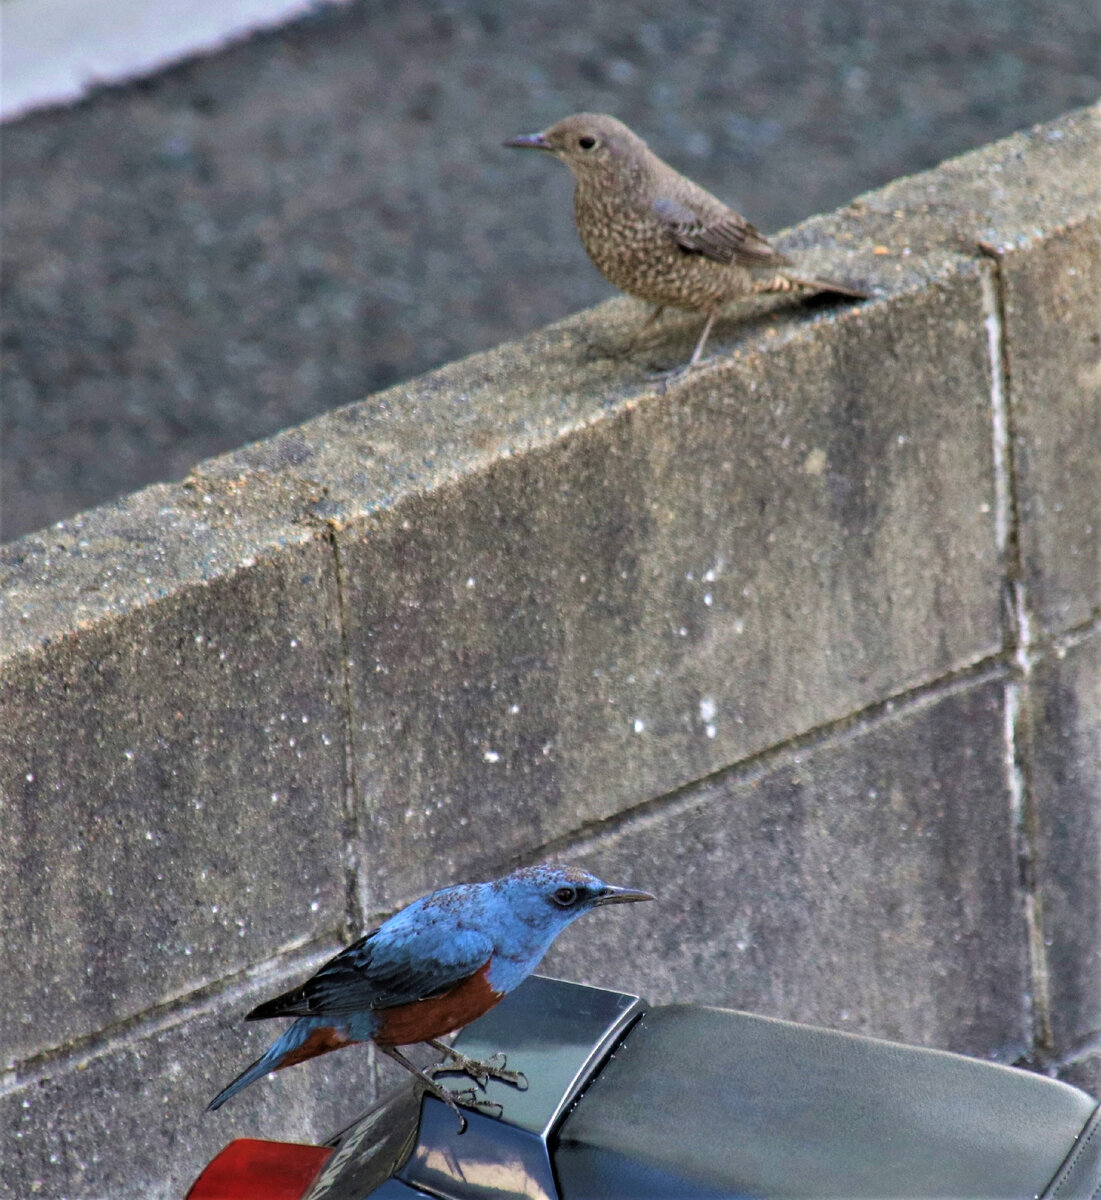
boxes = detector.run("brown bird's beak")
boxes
[503,131,552,151]
[593,885,655,906]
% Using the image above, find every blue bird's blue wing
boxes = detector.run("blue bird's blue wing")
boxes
[247,923,494,1020]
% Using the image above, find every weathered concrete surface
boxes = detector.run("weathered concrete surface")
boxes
[336,276,1002,908]
[543,677,1030,1061]
[1030,631,1101,1058]
[4,0,1101,540]
[1,103,1099,1199]
[828,103,1101,638]
[0,954,378,1200]
[1060,1049,1101,1097]
[179,104,1101,917]
[1003,221,1101,634]
[0,504,347,1065]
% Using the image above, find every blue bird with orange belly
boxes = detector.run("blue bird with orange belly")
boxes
[209,865,653,1128]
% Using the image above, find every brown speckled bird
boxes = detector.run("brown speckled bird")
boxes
[505,113,867,371]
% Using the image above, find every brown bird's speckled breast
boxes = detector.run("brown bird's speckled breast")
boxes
[573,176,764,312]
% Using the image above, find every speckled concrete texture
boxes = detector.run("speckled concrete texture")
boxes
[1,101,1099,1198]
[542,677,1031,1061]
[1,525,348,1064]
[1002,222,1101,634]
[3,0,1101,540]
[1060,1049,1101,1097]
[1029,631,1101,1058]
[0,958,379,1200]
[330,273,1004,909]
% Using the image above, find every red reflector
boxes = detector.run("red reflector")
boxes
[186,1138,333,1200]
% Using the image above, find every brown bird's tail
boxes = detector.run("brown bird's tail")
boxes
[774,274,869,300]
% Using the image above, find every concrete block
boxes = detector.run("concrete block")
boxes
[1030,630,1101,1054]
[329,275,1001,909]
[0,502,347,1065]
[1,103,1096,1200]
[830,102,1101,635]
[0,966,378,1200]
[1058,1049,1101,1099]
[1004,221,1101,633]
[121,109,1101,915]
[542,677,1030,1062]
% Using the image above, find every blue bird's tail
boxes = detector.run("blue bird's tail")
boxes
[207,1050,279,1111]
[208,1018,348,1111]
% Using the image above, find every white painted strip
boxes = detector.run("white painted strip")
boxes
[980,266,1011,559]
[0,0,348,122]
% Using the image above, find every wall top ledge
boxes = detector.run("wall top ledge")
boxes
[2,102,1098,661]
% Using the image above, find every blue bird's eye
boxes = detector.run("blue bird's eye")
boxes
[553,886,578,907]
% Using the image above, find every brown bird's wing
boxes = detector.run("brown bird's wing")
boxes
[652,193,792,269]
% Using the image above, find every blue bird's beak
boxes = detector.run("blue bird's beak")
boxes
[593,884,655,906]
[503,131,552,151]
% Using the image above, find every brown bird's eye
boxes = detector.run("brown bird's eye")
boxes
[553,886,578,906]
[578,136,597,150]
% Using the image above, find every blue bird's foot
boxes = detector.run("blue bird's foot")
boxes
[426,1040,530,1091]
[475,1051,530,1091]
[428,1084,504,1135]
[378,1042,507,1134]
[451,1088,505,1120]
[427,1085,504,1134]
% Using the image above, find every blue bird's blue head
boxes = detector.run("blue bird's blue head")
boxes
[482,865,653,993]
[496,865,653,923]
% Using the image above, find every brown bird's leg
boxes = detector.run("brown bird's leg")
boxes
[648,309,719,384]
[377,1043,503,1133]
[686,310,718,368]
[425,1038,529,1090]
[615,305,667,358]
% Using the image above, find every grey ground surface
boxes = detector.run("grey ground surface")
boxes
[3,0,1100,539]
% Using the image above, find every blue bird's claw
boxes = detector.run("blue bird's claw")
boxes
[426,1041,529,1091]
[437,1087,504,1133]
[482,1053,529,1091]
[424,1082,506,1135]
[428,1060,488,1089]
[460,1092,505,1119]
[379,1042,507,1135]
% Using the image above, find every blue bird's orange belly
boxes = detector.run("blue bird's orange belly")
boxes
[373,962,503,1046]
[276,1025,357,1070]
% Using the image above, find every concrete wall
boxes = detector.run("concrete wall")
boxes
[1,102,1099,1198]
[5,0,1101,542]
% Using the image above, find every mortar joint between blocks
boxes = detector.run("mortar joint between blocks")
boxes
[978,246,1054,1056]
[324,520,368,941]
